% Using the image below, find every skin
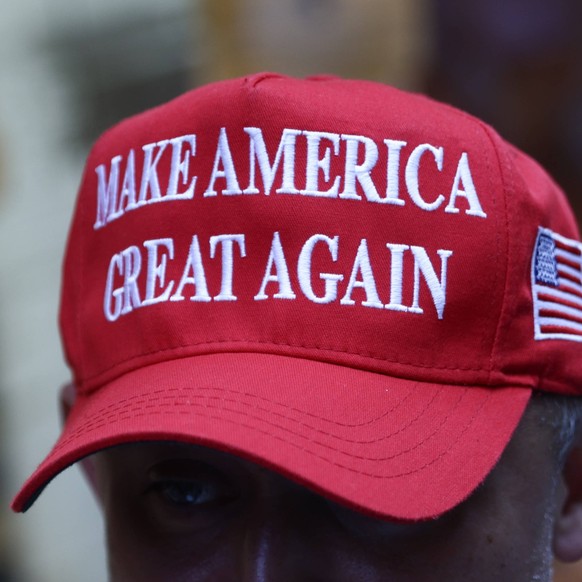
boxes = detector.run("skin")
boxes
[90,399,582,582]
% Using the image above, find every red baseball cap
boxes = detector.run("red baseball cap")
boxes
[12,73,582,519]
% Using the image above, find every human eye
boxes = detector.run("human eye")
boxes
[142,458,241,532]
[148,478,224,507]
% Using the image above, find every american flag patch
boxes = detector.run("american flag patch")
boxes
[532,227,582,342]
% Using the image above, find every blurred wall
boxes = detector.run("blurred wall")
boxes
[200,0,430,89]
[0,1,196,580]
[427,0,582,227]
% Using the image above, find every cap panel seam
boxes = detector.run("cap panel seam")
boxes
[470,118,501,369]
[472,121,511,382]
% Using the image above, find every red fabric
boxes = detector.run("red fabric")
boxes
[12,73,582,517]
[14,354,529,519]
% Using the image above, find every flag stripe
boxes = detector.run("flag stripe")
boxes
[538,317,582,333]
[556,248,582,268]
[557,263,582,283]
[555,238,581,252]
[537,326,582,339]
[535,285,582,307]
[539,305,582,326]
[538,292,582,313]
[557,278,582,297]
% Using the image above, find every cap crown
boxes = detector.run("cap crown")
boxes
[60,73,582,397]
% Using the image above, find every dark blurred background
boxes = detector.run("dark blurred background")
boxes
[1,1,580,580]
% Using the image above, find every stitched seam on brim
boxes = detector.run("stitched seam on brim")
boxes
[51,388,491,479]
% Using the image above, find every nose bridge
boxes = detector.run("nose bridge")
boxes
[242,517,279,582]
[239,485,318,582]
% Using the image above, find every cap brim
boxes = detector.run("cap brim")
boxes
[12,353,530,518]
